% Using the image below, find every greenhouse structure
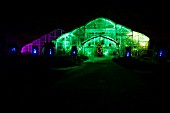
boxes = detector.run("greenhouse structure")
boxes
[21,17,150,57]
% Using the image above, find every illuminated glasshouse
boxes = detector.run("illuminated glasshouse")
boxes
[21,29,66,55]
[21,17,150,57]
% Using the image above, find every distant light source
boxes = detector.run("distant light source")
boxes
[33,49,37,54]
[11,47,16,52]
[9,47,17,55]
[159,50,162,56]
[71,46,77,56]
[73,50,76,55]
[126,51,130,57]
[32,46,38,55]
[125,47,131,57]
[49,49,52,55]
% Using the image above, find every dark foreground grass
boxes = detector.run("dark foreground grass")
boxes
[0,55,87,70]
[1,55,169,112]
[112,57,170,73]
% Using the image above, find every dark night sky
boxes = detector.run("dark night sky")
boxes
[1,1,170,46]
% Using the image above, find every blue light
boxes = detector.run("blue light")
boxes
[73,50,76,55]
[159,50,162,56]
[33,49,37,54]
[49,49,52,55]
[126,51,130,57]
[11,47,16,52]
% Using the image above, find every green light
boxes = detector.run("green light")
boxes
[103,50,108,55]
[52,17,150,57]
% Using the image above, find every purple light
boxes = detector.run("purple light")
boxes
[21,29,65,55]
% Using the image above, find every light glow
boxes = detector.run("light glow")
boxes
[21,17,150,57]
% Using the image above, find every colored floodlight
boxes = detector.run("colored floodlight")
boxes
[159,50,162,57]
[126,51,130,57]
[11,47,16,52]
[32,46,38,55]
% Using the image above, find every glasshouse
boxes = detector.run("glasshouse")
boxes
[21,17,150,57]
